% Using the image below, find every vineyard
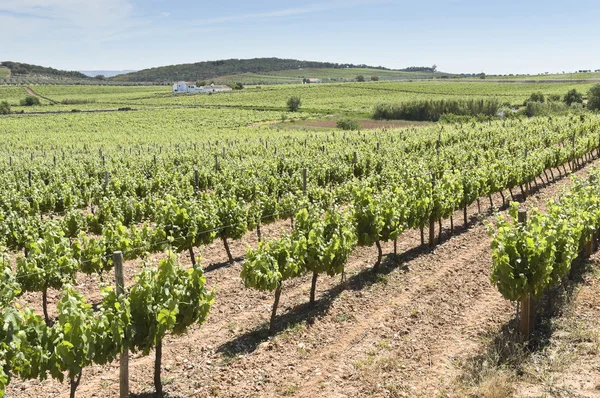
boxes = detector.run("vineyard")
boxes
[2,79,600,397]
[2,80,597,114]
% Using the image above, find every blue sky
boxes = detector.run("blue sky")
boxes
[1,0,599,74]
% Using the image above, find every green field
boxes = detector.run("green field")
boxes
[2,80,596,115]
[0,67,10,78]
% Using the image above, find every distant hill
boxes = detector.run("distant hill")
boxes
[213,68,453,85]
[80,70,137,78]
[1,61,89,79]
[110,58,393,83]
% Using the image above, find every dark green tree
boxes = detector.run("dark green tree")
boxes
[20,96,40,106]
[287,96,301,112]
[564,89,583,106]
[587,84,600,111]
[525,92,545,105]
[356,75,365,82]
[0,101,10,115]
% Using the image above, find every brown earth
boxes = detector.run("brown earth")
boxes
[288,119,432,130]
[7,156,600,398]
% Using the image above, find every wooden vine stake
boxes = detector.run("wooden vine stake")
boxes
[429,174,436,248]
[113,251,129,398]
[517,209,533,339]
[586,236,593,258]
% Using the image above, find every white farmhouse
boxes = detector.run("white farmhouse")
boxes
[172,82,233,94]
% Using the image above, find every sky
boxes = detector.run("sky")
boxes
[1,0,599,75]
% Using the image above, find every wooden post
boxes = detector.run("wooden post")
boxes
[194,169,199,189]
[429,174,436,248]
[353,151,357,164]
[586,238,593,258]
[113,251,129,398]
[28,170,32,187]
[571,135,576,170]
[222,147,226,158]
[517,209,533,339]
[53,155,56,167]
[9,157,12,167]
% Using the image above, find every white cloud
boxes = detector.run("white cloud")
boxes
[190,0,386,27]
[0,0,133,29]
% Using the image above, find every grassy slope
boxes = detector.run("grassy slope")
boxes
[0,67,10,78]
[213,68,451,84]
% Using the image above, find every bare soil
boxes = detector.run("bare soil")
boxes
[286,119,432,130]
[7,157,600,398]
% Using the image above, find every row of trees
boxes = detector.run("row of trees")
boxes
[524,84,600,110]
[355,75,379,82]
[111,58,393,83]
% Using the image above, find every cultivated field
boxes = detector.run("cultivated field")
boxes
[1,79,600,398]
[1,79,597,114]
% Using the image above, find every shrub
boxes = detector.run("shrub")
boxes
[233,83,243,90]
[336,117,361,130]
[525,101,567,117]
[287,96,301,112]
[564,89,583,106]
[0,101,10,115]
[548,94,561,102]
[524,92,545,105]
[370,76,379,81]
[196,80,207,87]
[373,99,502,121]
[61,98,96,105]
[588,84,600,111]
[356,75,365,82]
[20,96,40,106]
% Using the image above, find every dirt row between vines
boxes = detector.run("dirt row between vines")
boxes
[8,157,599,398]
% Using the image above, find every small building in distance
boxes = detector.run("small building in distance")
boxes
[172,81,232,94]
[303,78,321,84]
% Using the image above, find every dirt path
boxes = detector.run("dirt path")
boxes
[7,158,599,398]
[24,86,57,104]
